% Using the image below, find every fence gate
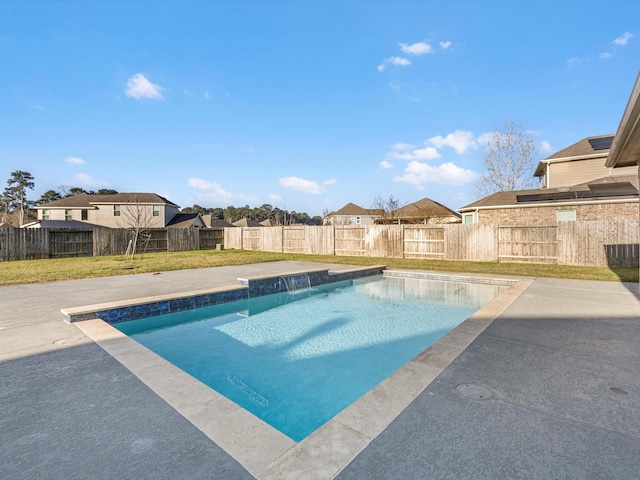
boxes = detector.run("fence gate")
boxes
[199,228,224,249]
[49,229,93,258]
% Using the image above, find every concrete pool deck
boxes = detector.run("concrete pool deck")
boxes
[1,261,639,479]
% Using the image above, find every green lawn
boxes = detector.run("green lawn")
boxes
[0,249,637,286]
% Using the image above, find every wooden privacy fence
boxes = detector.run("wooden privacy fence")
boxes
[0,228,226,261]
[223,221,640,267]
[2,222,638,267]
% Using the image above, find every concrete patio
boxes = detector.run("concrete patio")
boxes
[1,261,639,479]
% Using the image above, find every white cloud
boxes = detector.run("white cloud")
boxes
[439,41,452,50]
[73,173,110,188]
[393,161,478,187]
[427,130,476,154]
[526,130,542,136]
[125,73,164,101]
[279,176,326,194]
[387,145,441,161]
[476,132,494,147]
[188,177,258,204]
[539,140,553,153]
[613,32,633,46]
[323,179,337,186]
[188,177,234,201]
[28,102,44,110]
[392,142,413,151]
[378,56,410,72]
[599,52,613,59]
[566,56,583,68]
[65,156,85,165]
[183,89,193,96]
[399,42,432,55]
[379,160,394,169]
[204,91,210,100]
[389,56,410,66]
[268,194,283,204]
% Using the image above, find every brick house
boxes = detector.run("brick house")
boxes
[459,135,639,225]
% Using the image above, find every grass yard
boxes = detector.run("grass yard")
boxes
[0,249,637,286]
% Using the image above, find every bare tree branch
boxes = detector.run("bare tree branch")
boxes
[475,122,538,198]
[371,195,402,224]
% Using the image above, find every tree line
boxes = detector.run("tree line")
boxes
[0,171,322,226]
[182,204,322,225]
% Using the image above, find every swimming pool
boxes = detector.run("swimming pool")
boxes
[114,274,504,441]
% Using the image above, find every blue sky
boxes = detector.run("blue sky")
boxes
[1,1,639,217]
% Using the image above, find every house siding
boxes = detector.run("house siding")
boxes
[40,204,179,228]
[326,215,378,225]
[477,201,638,225]
[547,158,637,188]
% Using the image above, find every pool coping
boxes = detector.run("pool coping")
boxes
[61,265,385,324]
[73,269,533,479]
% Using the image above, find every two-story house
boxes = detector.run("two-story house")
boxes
[32,193,203,228]
[459,135,639,225]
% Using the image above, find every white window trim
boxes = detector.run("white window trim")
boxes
[557,209,576,222]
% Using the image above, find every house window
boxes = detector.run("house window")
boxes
[557,210,576,222]
[81,209,88,221]
[355,216,361,224]
[42,209,50,220]
[65,209,72,221]
[462,213,475,224]
[114,205,121,217]
[153,205,160,217]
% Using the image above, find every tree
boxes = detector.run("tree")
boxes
[371,195,402,224]
[37,189,63,205]
[475,122,538,198]
[67,187,89,196]
[116,194,156,258]
[0,189,13,223]
[6,170,35,226]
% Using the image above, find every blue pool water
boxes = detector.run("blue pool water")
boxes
[115,275,503,441]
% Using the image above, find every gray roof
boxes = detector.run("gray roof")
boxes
[36,193,180,209]
[460,174,639,211]
[166,213,204,228]
[232,218,262,227]
[392,197,460,219]
[534,135,614,176]
[201,215,235,228]
[22,220,104,229]
[328,203,384,217]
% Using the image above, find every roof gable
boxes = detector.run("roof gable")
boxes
[393,198,460,218]
[233,218,262,227]
[329,203,382,216]
[166,213,204,228]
